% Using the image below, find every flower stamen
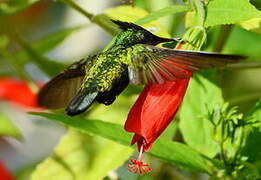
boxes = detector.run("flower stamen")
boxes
[127,141,152,175]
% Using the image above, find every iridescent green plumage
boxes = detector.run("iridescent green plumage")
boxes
[81,50,127,92]
[38,20,244,116]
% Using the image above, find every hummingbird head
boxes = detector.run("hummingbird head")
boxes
[112,20,179,47]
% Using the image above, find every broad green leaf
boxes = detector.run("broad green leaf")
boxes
[179,74,220,158]
[31,129,133,180]
[151,139,210,173]
[30,113,132,145]
[239,18,261,34]
[105,5,150,23]
[0,113,21,139]
[0,0,39,15]
[135,5,189,25]
[31,112,211,172]
[205,0,261,27]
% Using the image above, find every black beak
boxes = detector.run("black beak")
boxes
[153,36,181,45]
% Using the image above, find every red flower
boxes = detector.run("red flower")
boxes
[124,78,191,151]
[0,78,40,108]
[0,161,15,180]
[124,44,191,174]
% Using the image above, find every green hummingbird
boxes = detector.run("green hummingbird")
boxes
[38,20,244,116]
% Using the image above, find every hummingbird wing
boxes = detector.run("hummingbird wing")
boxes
[128,44,245,85]
[38,57,94,109]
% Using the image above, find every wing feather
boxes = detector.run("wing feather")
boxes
[128,44,245,85]
[38,56,95,109]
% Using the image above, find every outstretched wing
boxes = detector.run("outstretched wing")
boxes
[128,44,245,85]
[38,56,95,109]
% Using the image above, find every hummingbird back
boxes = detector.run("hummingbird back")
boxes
[65,48,129,115]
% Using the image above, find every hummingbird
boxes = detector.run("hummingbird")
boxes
[38,20,244,116]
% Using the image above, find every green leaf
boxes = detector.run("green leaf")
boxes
[151,139,210,173]
[135,5,189,25]
[30,112,132,145]
[0,0,39,15]
[239,18,261,34]
[0,113,22,139]
[205,0,261,27]
[31,112,211,172]
[179,74,221,158]
[31,129,133,180]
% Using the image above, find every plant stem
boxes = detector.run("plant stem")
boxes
[192,0,206,27]
[231,127,243,169]
[58,0,120,36]
[213,25,233,53]
[59,0,94,19]
[220,119,229,170]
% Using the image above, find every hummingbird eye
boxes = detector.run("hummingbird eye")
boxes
[140,34,146,40]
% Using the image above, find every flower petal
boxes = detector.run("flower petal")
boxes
[0,78,40,108]
[125,77,191,151]
[0,161,15,180]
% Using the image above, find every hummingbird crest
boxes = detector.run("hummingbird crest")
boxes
[111,20,176,47]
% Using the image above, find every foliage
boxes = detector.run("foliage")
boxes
[0,0,260,180]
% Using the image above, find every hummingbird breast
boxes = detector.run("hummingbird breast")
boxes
[82,49,128,92]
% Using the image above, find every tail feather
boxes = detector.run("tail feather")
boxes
[65,89,98,116]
